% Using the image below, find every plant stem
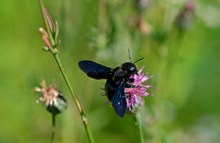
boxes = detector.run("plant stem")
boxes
[134,113,144,143]
[53,54,95,143]
[51,114,56,143]
[38,1,95,143]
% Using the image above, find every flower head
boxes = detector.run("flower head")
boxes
[125,67,151,114]
[33,80,67,114]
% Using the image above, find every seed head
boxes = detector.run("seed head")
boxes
[33,80,67,114]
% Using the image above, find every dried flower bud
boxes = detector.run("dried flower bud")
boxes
[128,16,151,34]
[39,27,52,48]
[40,6,60,48]
[134,0,150,12]
[33,80,67,114]
[42,7,56,34]
[175,2,195,31]
[54,21,59,42]
[42,46,50,51]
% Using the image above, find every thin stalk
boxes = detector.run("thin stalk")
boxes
[134,113,144,143]
[38,1,95,143]
[53,54,94,143]
[51,114,56,143]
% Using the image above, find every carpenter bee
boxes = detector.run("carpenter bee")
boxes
[78,58,143,117]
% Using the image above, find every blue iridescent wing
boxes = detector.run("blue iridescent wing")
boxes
[78,60,113,79]
[112,82,127,117]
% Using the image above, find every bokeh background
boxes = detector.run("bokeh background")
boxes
[1,0,220,143]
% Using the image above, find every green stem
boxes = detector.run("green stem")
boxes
[38,1,95,143]
[53,54,94,143]
[51,114,56,143]
[134,113,144,143]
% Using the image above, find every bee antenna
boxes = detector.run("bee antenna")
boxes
[127,49,144,63]
[133,57,144,64]
[128,49,132,61]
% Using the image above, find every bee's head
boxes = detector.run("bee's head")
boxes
[121,62,138,75]
[121,57,144,76]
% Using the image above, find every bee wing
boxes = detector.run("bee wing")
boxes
[112,82,127,117]
[78,60,113,79]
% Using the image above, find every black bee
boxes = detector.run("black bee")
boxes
[78,58,143,117]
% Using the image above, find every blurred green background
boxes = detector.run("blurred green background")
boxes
[1,0,220,143]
